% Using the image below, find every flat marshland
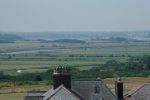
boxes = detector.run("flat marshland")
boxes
[1,40,150,75]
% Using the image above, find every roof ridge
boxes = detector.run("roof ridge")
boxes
[46,85,82,100]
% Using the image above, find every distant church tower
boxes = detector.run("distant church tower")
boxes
[53,65,71,89]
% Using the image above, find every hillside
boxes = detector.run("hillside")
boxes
[6,31,150,41]
[0,34,23,43]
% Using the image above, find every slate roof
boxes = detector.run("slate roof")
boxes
[124,83,150,100]
[42,85,83,100]
[24,80,117,100]
[71,80,117,100]
[24,91,46,100]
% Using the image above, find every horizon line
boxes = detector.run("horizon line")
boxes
[0,30,150,33]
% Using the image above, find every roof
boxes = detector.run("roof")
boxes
[71,80,117,100]
[27,91,46,96]
[124,83,150,100]
[24,91,46,100]
[24,80,117,100]
[43,85,83,100]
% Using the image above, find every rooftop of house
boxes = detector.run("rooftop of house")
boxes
[43,85,84,100]
[24,80,117,100]
[124,83,150,100]
[72,80,117,100]
[26,91,46,96]
[24,66,118,100]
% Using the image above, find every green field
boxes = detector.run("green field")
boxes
[0,40,150,75]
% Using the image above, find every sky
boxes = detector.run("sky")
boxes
[0,0,150,32]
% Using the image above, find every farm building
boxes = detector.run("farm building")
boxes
[24,66,119,100]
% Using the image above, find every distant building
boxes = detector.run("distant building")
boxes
[24,66,119,100]
[124,83,150,100]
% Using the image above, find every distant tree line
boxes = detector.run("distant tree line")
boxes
[53,39,86,44]
[108,37,143,42]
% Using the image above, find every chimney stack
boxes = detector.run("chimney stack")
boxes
[115,78,123,100]
[53,65,71,89]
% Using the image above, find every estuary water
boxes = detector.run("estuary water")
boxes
[0,49,70,55]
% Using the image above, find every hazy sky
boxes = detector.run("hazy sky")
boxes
[0,0,150,32]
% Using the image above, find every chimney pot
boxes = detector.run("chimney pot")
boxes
[53,66,71,89]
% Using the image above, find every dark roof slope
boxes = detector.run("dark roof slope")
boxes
[24,91,46,100]
[71,80,117,100]
[43,85,83,100]
[24,80,117,100]
[124,83,150,100]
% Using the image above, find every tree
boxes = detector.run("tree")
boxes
[34,75,42,81]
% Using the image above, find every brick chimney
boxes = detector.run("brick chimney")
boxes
[53,65,71,89]
[115,78,123,100]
